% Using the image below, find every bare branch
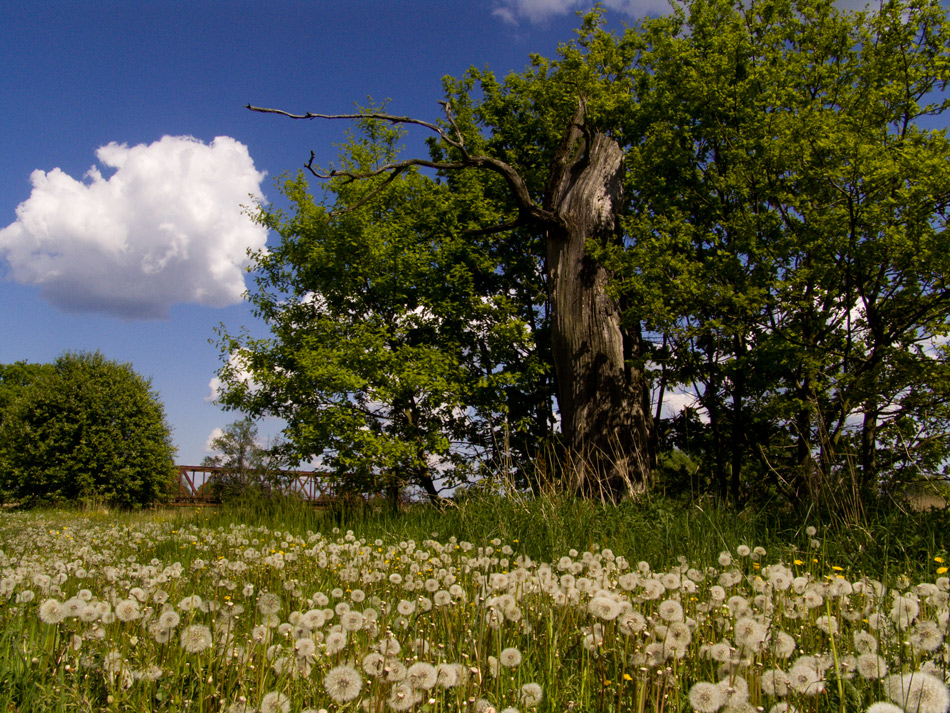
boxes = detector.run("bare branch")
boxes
[248,103,562,227]
[247,104,464,151]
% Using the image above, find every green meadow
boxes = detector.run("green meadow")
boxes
[0,493,948,713]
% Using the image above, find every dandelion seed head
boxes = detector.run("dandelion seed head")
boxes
[885,671,950,713]
[324,664,362,703]
[259,691,290,713]
[520,682,543,708]
[38,598,66,625]
[499,647,522,667]
[689,681,725,713]
[179,624,213,654]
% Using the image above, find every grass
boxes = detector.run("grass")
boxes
[0,491,947,713]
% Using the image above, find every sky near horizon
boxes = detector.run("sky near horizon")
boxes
[0,0,913,466]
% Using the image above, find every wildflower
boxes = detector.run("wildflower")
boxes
[519,683,543,708]
[294,637,316,660]
[658,599,684,622]
[63,597,84,617]
[340,611,364,632]
[890,594,920,627]
[761,669,790,697]
[618,610,647,635]
[854,630,879,654]
[178,594,203,611]
[734,617,768,652]
[114,598,141,622]
[259,691,290,713]
[396,599,416,616]
[499,647,523,668]
[377,637,401,657]
[180,624,213,654]
[589,595,623,621]
[257,592,281,616]
[865,704,905,713]
[719,676,750,708]
[768,705,800,713]
[324,630,347,655]
[38,598,66,625]
[157,609,180,630]
[406,662,438,690]
[884,671,950,713]
[815,614,839,636]
[363,652,386,677]
[689,681,725,713]
[388,682,418,711]
[909,621,944,653]
[787,664,824,696]
[386,660,408,682]
[856,654,888,680]
[436,662,461,688]
[324,664,362,703]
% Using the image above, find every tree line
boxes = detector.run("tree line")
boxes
[214,0,950,509]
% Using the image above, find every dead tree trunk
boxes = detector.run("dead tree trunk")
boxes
[248,99,655,500]
[543,110,654,500]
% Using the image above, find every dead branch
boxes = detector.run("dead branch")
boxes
[247,102,561,228]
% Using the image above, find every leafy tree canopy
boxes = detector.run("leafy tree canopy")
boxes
[0,351,177,508]
[222,0,950,507]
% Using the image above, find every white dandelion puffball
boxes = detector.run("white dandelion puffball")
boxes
[406,661,438,690]
[884,671,950,713]
[520,682,543,708]
[180,624,213,654]
[324,664,362,703]
[689,681,725,713]
[499,647,523,668]
[259,691,290,713]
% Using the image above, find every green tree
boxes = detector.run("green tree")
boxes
[215,116,555,502]
[0,352,177,508]
[613,0,950,505]
[0,361,54,428]
[202,417,289,500]
[238,0,950,506]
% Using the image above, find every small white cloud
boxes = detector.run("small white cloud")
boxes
[493,0,673,23]
[0,135,268,319]
[204,427,226,453]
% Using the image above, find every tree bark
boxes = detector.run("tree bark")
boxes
[543,108,654,501]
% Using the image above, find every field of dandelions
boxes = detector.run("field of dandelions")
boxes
[2,500,949,713]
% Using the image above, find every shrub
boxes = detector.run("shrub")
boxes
[0,351,176,507]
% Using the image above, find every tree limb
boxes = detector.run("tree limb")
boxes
[247,102,562,228]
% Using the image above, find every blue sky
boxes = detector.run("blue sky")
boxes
[1,0,669,465]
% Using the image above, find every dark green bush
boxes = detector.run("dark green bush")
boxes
[0,351,176,508]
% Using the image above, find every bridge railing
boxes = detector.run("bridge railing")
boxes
[172,465,336,504]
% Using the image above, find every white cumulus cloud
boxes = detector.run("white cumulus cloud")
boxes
[493,0,876,24]
[0,135,268,319]
[493,0,674,24]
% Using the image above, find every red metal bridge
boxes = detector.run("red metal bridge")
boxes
[171,465,337,505]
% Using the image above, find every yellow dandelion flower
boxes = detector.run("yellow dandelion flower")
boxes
[938,567,948,574]
[935,556,944,563]
[623,674,633,681]
[832,566,844,571]
[794,559,804,566]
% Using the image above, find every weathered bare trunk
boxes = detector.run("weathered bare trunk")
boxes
[544,112,654,501]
